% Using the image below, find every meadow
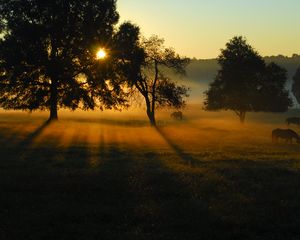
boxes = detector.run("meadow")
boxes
[1,106,300,240]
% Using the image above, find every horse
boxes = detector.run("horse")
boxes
[286,117,300,127]
[170,111,183,120]
[272,128,300,144]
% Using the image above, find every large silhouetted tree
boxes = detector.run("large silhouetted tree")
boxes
[292,66,300,104]
[0,0,130,121]
[116,29,189,126]
[204,36,292,123]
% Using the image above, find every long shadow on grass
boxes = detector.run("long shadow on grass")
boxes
[0,120,49,158]
[0,130,91,239]
[1,121,53,165]
[16,120,51,149]
[63,143,218,239]
[207,159,300,239]
[0,127,20,147]
[14,123,64,168]
[26,142,149,239]
[127,151,219,239]
[0,126,24,163]
[155,126,200,166]
[54,131,91,169]
[0,136,217,239]
[3,125,300,239]
[67,117,151,128]
[144,154,300,239]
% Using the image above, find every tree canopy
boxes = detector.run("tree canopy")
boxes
[0,0,131,120]
[204,36,292,123]
[117,30,190,126]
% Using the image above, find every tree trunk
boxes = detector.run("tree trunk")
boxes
[239,111,246,124]
[146,98,156,126]
[234,110,246,124]
[145,60,158,127]
[147,111,156,126]
[49,79,58,122]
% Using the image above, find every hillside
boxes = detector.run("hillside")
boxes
[187,54,300,84]
[180,55,300,105]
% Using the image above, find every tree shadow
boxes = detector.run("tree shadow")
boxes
[55,133,91,169]
[2,127,300,239]
[66,117,150,128]
[155,126,200,166]
[0,126,23,147]
[0,120,53,165]
[79,144,215,239]
[128,151,216,239]
[16,120,51,149]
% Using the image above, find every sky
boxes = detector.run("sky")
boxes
[117,0,300,59]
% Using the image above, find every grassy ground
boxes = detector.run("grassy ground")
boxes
[1,108,300,240]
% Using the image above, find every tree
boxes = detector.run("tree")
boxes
[204,36,292,123]
[116,30,189,126]
[292,66,300,104]
[0,0,129,121]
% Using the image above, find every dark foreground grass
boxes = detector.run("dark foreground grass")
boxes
[1,113,300,240]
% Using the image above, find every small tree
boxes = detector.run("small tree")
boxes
[204,36,292,123]
[0,0,130,121]
[292,66,300,104]
[116,31,189,126]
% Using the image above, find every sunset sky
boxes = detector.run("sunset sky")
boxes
[118,0,300,59]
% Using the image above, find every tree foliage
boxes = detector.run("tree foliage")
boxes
[204,36,292,123]
[0,0,131,120]
[292,66,300,104]
[116,31,190,126]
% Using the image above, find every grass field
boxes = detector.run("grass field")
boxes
[1,106,300,240]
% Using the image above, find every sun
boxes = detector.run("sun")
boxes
[96,48,107,60]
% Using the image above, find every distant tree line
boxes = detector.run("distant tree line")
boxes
[0,1,297,125]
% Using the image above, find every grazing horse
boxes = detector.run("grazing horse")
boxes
[170,111,183,120]
[272,128,300,144]
[286,117,300,127]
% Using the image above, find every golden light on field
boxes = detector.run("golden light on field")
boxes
[96,48,107,60]
[2,106,300,171]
